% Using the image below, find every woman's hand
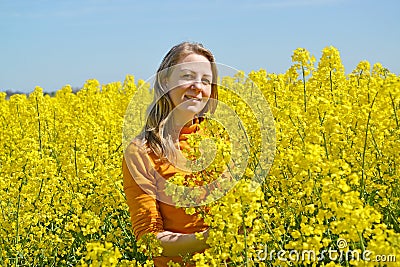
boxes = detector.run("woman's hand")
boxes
[156,228,210,257]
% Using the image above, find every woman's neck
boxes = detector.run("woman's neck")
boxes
[171,113,196,129]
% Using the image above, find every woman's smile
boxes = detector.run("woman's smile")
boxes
[184,95,202,101]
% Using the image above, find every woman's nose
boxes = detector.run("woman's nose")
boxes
[191,81,203,91]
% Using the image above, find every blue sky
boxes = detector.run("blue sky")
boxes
[1,0,399,93]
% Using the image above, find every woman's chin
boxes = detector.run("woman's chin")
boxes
[174,102,207,115]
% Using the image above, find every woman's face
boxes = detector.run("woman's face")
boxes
[166,53,213,124]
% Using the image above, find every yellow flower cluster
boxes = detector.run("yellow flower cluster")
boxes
[168,47,400,266]
[1,46,399,266]
[0,77,144,266]
[80,241,122,267]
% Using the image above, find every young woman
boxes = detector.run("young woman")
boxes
[123,42,218,266]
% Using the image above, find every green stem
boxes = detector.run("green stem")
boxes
[258,204,285,251]
[357,70,363,87]
[240,197,249,267]
[369,128,382,157]
[16,104,24,138]
[32,178,45,209]
[15,176,26,267]
[15,179,24,244]
[273,85,278,108]
[53,109,57,142]
[329,69,334,103]
[74,139,78,177]
[357,231,366,253]
[360,91,378,198]
[389,92,399,128]
[288,115,305,145]
[36,97,42,154]
[302,65,307,112]
[322,131,329,160]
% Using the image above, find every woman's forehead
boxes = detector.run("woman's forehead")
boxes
[173,61,212,75]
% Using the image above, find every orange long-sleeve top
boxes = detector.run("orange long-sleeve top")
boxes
[122,123,208,266]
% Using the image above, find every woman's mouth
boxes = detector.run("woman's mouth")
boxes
[184,95,202,101]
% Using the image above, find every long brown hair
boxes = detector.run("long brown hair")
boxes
[142,42,218,159]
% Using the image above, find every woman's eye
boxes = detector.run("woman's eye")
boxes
[182,74,194,80]
[202,78,211,85]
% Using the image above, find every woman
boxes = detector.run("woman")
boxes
[123,42,219,266]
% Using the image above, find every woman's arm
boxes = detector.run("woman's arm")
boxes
[123,141,209,257]
[157,228,209,257]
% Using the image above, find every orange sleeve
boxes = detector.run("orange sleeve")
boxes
[122,141,164,240]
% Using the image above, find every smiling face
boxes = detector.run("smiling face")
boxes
[166,53,213,126]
